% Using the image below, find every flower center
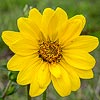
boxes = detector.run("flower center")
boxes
[38,41,62,64]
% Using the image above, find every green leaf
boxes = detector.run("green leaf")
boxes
[6,83,19,96]
[8,71,19,82]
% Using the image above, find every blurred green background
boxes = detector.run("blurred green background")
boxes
[0,0,100,100]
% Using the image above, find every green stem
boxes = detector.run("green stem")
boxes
[42,90,46,100]
[27,85,31,100]
[2,80,12,99]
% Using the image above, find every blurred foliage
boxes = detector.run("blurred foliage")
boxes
[0,0,100,100]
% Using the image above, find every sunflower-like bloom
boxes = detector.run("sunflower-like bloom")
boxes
[2,7,99,97]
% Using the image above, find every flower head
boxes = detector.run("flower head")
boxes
[2,7,99,97]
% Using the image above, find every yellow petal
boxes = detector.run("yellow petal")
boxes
[29,8,42,28]
[17,17,41,41]
[49,64,61,78]
[66,36,99,52]
[7,54,39,71]
[63,49,95,70]
[48,12,58,41]
[30,62,50,97]
[2,31,22,46]
[7,55,25,71]
[55,7,68,29]
[51,67,71,97]
[41,8,54,38]
[29,79,47,97]
[17,67,33,85]
[73,67,94,79]
[69,15,86,28]
[17,58,42,85]
[48,7,68,41]
[59,15,86,46]
[37,63,51,88]
[60,61,80,91]
[9,39,39,56]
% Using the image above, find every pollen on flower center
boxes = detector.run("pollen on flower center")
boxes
[38,41,62,64]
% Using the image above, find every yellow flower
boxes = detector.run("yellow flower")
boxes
[2,7,99,97]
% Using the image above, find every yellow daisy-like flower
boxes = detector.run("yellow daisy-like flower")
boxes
[2,7,99,97]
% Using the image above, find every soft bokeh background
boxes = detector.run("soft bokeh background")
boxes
[0,0,100,100]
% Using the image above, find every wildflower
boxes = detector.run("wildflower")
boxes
[2,7,99,97]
